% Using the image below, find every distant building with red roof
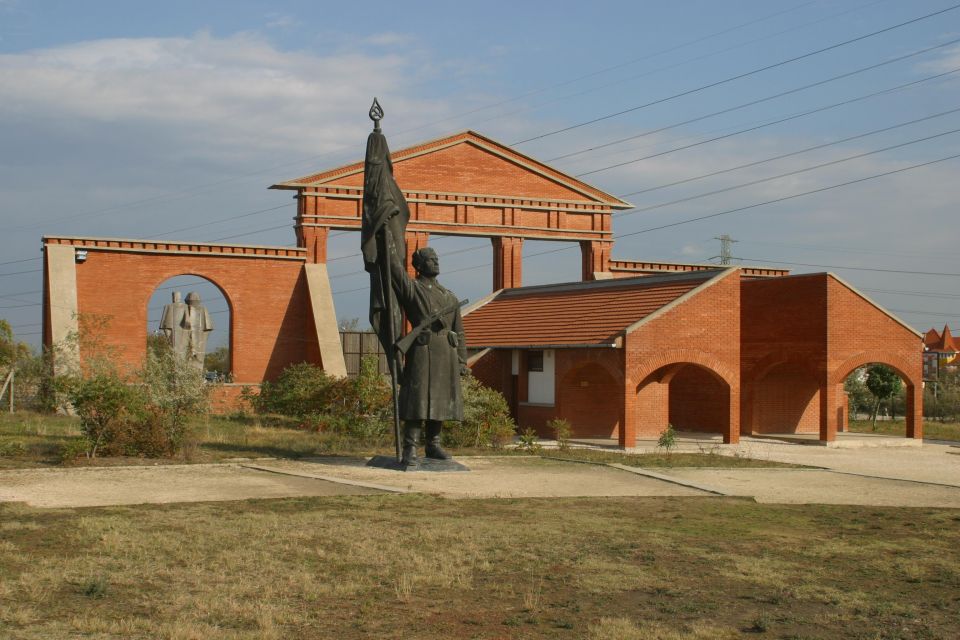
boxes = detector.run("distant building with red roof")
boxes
[924,325,958,362]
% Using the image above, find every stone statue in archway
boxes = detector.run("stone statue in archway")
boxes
[159,290,214,370]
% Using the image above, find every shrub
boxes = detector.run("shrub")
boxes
[548,418,572,451]
[254,357,392,445]
[137,344,210,454]
[253,363,353,419]
[66,365,145,458]
[58,438,91,463]
[657,424,677,452]
[443,374,516,449]
[517,427,541,453]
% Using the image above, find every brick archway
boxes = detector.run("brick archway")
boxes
[146,272,234,374]
[630,349,736,389]
[830,350,922,439]
[628,351,740,446]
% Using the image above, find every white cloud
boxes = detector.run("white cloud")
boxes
[0,32,451,160]
[918,43,960,74]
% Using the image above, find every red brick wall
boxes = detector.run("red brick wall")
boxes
[556,360,620,437]
[70,250,317,385]
[752,364,819,434]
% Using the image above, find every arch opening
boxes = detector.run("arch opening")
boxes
[635,362,731,439]
[841,363,912,438]
[146,274,233,380]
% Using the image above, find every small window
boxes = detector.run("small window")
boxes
[527,350,544,372]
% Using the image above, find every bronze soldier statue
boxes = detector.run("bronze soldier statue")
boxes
[361,98,468,470]
[387,243,468,466]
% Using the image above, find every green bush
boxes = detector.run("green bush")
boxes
[443,375,516,449]
[254,357,392,445]
[548,418,572,451]
[59,438,92,463]
[66,366,145,458]
[657,424,677,452]
[137,344,209,454]
[517,427,541,453]
[253,363,353,419]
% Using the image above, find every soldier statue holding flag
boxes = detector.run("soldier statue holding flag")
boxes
[362,99,469,470]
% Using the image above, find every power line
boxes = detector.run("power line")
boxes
[582,76,960,179]
[611,151,960,241]
[513,3,960,145]
[862,288,960,300]
[620,100,960,197]
[736,239,957,262]
[551,40,960,165]
[611,127,960,217]
[735,257,960,277]
[0,269,42,279]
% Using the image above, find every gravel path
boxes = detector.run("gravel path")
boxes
[3,442,960,508]
[0,463,383,508]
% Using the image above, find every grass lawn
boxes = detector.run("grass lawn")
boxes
[847,419,960,442]
[1,496,958,639]
[0,412,801,470]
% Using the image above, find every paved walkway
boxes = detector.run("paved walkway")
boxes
[1,440,959,509]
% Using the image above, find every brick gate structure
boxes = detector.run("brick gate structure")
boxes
[271,131,632,286]
[43,128,924,441]
[42,236,345,406]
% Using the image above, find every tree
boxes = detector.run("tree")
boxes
[843,367,873,419]
[0,319,31,370]
[204,346,230,378]
[865,364,903,429]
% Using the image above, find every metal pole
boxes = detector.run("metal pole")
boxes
[380,227,403,462]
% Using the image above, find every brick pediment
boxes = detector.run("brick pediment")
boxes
[273,131,630,208]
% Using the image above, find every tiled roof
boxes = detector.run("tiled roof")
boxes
[463,270,723,348]
[925,325,959,353]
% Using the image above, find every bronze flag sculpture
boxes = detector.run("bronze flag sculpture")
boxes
[361,98,408,462]
[362,99,468,470]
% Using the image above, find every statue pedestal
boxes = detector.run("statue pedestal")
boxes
[366,455,470,473]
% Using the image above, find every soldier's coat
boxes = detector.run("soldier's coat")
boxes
[390,270,467,422]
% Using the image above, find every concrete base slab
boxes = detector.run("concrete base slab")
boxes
[747,433,922,448]
[366,455,470,473]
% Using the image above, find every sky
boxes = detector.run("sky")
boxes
[1,0,959,352]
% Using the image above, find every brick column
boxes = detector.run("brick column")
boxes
[298,226,329,264]
[906,383,923,439]
[580,240,612,281]
[492,236,523,290]
[819,379,837,442]
[404,231,430,278]
[726,385,740,445]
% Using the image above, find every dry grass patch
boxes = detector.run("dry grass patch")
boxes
[1,497,959,638]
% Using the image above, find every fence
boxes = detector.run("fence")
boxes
[339,331,388,377]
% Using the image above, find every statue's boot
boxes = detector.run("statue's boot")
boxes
[424,420,452,460]
[401,423,421,468]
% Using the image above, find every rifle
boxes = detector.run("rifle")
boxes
[395,299,469,355]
